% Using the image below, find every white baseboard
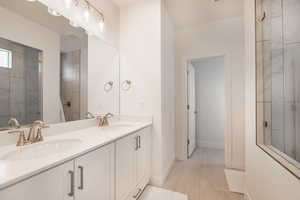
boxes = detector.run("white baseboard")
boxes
[150,157,175,186]
[224,168,245,194]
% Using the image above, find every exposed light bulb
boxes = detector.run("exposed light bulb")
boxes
[99,20,104,32]
[84,9,90,22]
[69,20,79,27]
[64,0,72,8]
[26,0,37,2]
[48,8,61,16]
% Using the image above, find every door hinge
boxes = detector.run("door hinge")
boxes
[187,139,190,145]
[187,105,190,110]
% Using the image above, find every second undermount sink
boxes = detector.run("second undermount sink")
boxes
[1,139,82,162]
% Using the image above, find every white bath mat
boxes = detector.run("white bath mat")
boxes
[139,186,188,200]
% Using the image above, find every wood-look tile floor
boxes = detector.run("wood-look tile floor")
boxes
[163,148,244,200]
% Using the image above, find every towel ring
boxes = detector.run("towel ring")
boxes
[104,81,114,92]
[122,80,132,91]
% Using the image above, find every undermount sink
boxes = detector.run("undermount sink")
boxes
[1,139,82,161]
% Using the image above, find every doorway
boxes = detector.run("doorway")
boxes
[187,56,225,162]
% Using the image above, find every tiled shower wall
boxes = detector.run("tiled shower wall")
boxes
[257,0,300,161]
[0,38,41,127]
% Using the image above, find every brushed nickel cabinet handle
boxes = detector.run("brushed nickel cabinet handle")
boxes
[68,171,75,197]
[138,136,141,149]
[135,136,139,151]
[78,166,84,190]
[133,188,142,199]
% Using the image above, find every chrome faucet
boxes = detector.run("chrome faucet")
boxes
[27,120,49,143]
[97,113,114,127]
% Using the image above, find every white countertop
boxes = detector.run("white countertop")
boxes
[0,119,152,190]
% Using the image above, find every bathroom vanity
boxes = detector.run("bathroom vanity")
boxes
[0,119,152,200]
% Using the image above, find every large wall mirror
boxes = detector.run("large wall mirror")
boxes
[0,0,120,129]
[256,0,300,178]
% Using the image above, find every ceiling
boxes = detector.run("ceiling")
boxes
[166,0,243,29]
[112,0,138,7]
[112,0,243,29]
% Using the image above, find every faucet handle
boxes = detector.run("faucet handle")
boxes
[8,129,28,147]
[104,113,114,118]
[8,118,21,129]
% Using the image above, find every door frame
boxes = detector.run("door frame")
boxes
[183,54,232,166]
[186,61,197,158]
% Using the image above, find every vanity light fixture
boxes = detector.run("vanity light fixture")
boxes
[64,0,73,8]
[26,0,105,35]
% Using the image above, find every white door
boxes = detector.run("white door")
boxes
[187,63,197,158]
[75,144,115,200]
[116,133,138,200]
[0,161,74,200]
[136,127,151,186]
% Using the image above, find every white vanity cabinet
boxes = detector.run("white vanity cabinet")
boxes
[0,126,151,200]
[0,143,115,200]
[116,127,151,200]
[0,161,74,200]
[75,143,115,200]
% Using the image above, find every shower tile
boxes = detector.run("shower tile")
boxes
[271,129,285,152]
[284,43,300,102]
[283,0,300,43]
[10,77,26,104]
[0,116,10,127]
[271,102,284,131]
[284,102,297,158]
[0,92,10,116]
[0,74,10,90]
[11,54,25,78]
[271,48,283,73]
[262,0,282,18]
[272,72,284,103]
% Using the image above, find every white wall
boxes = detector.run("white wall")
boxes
[120,0,175,185]
[161,0,176,183]
[244,0,300,199]
[120,0,163,185]
[90,0,120,48]
[194,57,225,149]
[88,37,120,115]
[0,6,61,124]
[175,17,245,170]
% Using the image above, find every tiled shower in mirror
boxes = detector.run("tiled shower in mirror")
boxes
[256,0,300,162]
[0,37,42,127]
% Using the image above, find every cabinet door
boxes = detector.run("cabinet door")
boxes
[0,161,74,200]
[116,133,138,200]
[136,127,151,186]
[75,143,115,200]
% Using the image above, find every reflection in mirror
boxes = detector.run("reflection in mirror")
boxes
[256,0,300,178]
[0,38,42,127]
[0,0,119,129]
